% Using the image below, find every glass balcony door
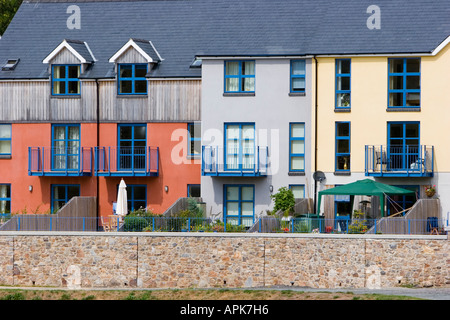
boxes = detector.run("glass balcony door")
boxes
[52,125,80,171]
[225,123,255,171]
[118,124,146,171]
[388,122,420,171]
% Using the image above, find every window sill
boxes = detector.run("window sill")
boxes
[288,92,306,97]
[187,155,200,160]
[117,95,148,99]
[223,92,255,97]
[335,108,351,113]
[334,171,351,176]
[288,171,305,176]
[386,107,421,112]
[50,95,81,99]
[0,155,11,159]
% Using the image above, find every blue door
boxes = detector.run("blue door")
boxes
[388,122,419,171]
[118,124,146,171]
[52,124,80,171]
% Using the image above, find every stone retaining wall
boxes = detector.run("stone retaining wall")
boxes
[0,232,448,289]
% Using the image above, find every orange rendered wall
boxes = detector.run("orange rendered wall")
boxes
[97,122,201,216]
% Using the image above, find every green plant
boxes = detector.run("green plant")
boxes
[348,210,368,234]
[270,187,295,214]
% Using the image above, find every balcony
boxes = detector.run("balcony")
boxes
[202,145,268,177]
[28,147,93,176]
[94,146,159,177]
[365,145,434,177]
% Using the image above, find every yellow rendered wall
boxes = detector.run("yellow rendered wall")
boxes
[316,44,450,173]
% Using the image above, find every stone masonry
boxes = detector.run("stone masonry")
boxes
[0,232,448,289]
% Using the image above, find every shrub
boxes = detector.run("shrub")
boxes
[270,187,295,214]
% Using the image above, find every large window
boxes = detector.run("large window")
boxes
[335,122,350,172]
[289,123,305,172]
[51,184,80,213]
[0,124,11,157]
[224,61,255,93]
[225,123,255,171]
[126,185,147,212]
[335,59,351,108]
[290,60,306,93]
[52,64,80,95]
[52,124,80,171]
[388,122,420,171]
[224,185,254,227]
[118,64,148,95]
[187,123,201,158]
[0,184,10,214]
[388,58,420,108]
[118,124,146,171]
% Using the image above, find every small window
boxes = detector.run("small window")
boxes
[335,122,350,171]
[388,58,420,108]
[187,184,201,197]
[224,60,255,93]
[0,184,11,214]
[2,59,19,71]
[188,123,201,157]
[52,65,81,95]
[289,123,305,172]
[51,184,80,213]
[0,124,12,157]
[290,60,306,93]
[289,185,305,199]
[335,59,351,108]
[118,64,148,95]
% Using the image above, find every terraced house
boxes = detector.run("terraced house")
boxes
[0,0,449,231]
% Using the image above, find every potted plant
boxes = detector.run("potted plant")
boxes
[425,185,436,198]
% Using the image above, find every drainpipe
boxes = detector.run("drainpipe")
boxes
[95,79,100,221]
[313,55,318,214]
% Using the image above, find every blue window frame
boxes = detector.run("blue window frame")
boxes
[225,123,255,171]
[387,122,420,171]
[0,184,11,214]
[290,60,306,93]
[51,184,80,213]
[118,124,147,171]
[335,122,350,171]
[387,185,418,216]
[187,184,201,197]
[0,124,12,157]
[125,184,147,212]
[335,59,351,108]
[289,184,305,199]
[187,123,201,157]
[118,63,148,95]
[289,123,305,172]
[224,184,254,227]
[224,60,255,93]
[51,64,80,96]
[388,58,421,108]
[52,124,80,171]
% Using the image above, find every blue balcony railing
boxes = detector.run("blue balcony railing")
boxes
[28,147,93,176]
[365,145,434,177]
[202,145,268,177]
[94,146,159,177]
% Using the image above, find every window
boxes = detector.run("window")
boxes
[289,123,305,172]
[289,185,305,199]
[224,185,254,227]
[225,123,255,171]
[51,184,80,213]
[388,122,420,171]
[224,60,255,93]
[118,64,148,95]
[187,184,201,197]
[388,58,420,108]
[335,122,350,172]
[0,184,10,214]
[52,64,80,95]
[335,59,351,108]
[118,124,146,171]
[388,185,418,216]
[52,124,80,171]
[187,123,201,157]
[290,60,306,93]
[0,124,11,157]
[126,185,147,211]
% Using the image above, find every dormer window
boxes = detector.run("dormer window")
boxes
[52,64,81,95]
[118,63,147,95]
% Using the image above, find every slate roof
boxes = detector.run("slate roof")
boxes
[0,0,448,79]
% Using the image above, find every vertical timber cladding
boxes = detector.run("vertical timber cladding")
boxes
[1,234,448,288]
[99,79,201,122]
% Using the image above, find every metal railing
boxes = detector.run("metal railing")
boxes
[0,215,446,235]
[365,145,434,177]
[202,145,269,176]
[94,146,159,176]
[28,147,93,176]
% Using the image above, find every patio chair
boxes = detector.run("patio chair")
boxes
[101,216,112,232]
